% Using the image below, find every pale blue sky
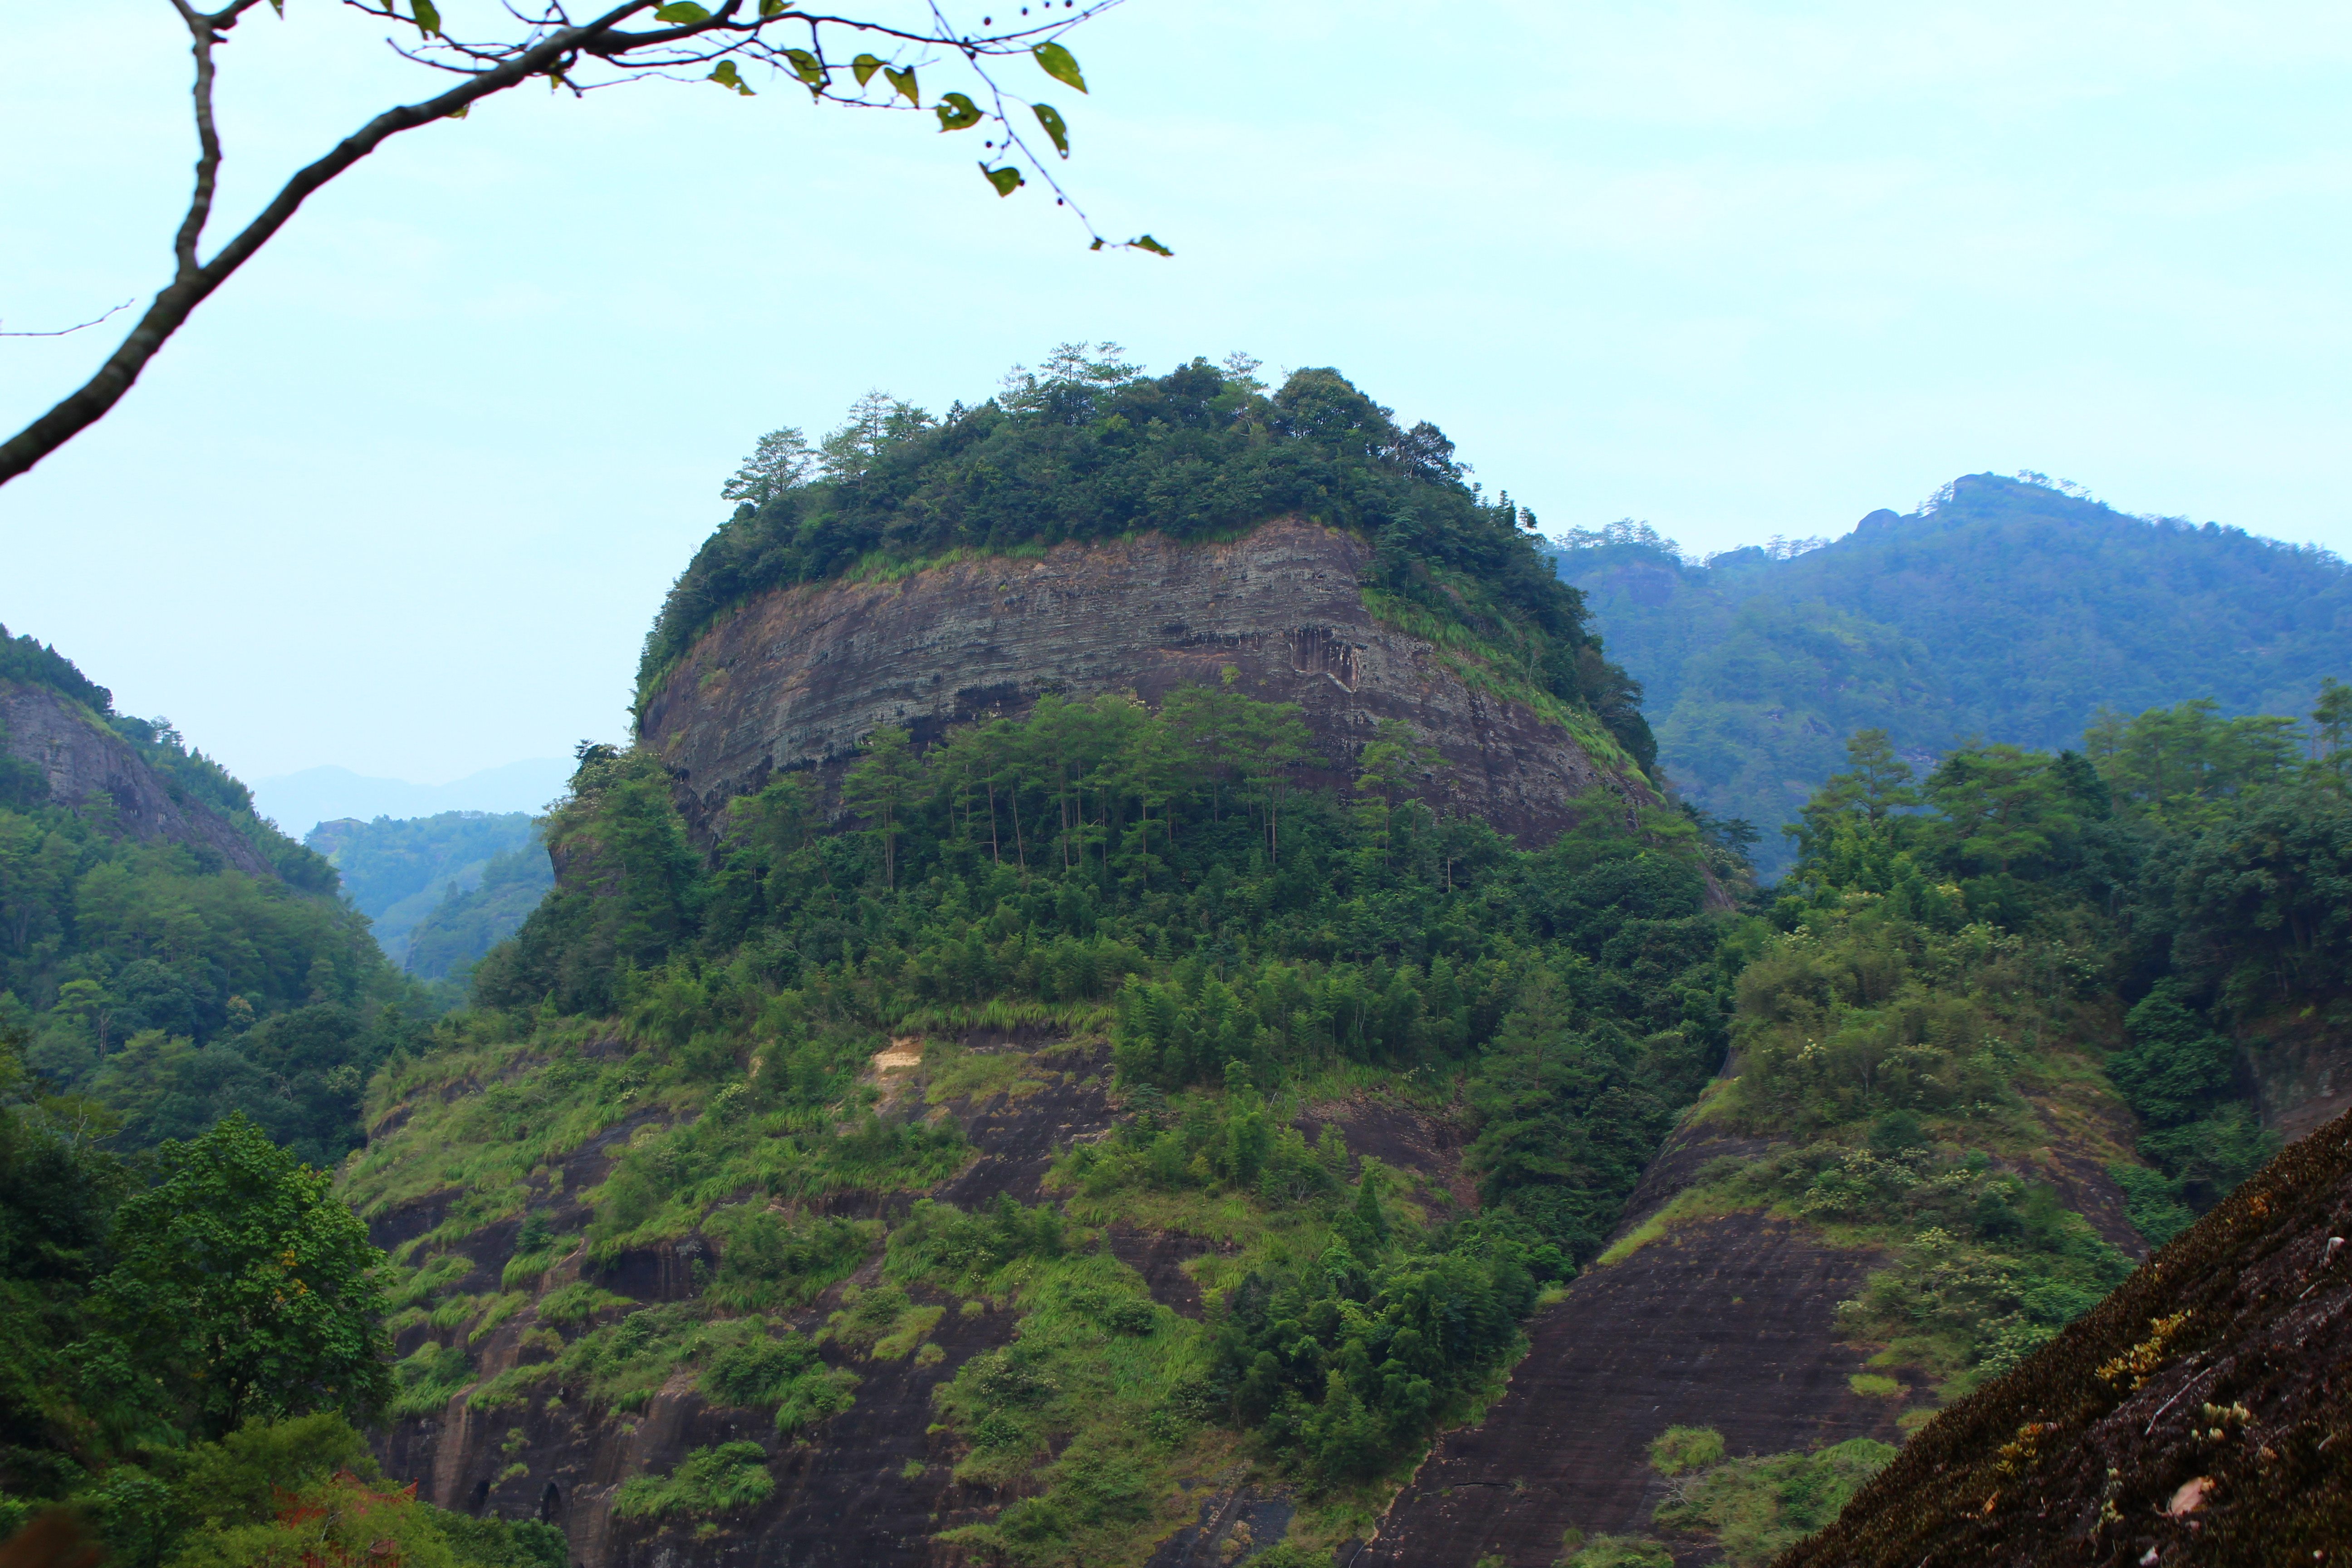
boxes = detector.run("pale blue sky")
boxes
[4,0,2348,788]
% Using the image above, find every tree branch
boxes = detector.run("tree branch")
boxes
[0,0,1142,488]
[0,1,654,487]
[0,300,136,339]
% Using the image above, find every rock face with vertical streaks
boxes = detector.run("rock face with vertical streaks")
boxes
[1350,1118,1906,1568]
[634,517,1649,847]
[0,678,276,877]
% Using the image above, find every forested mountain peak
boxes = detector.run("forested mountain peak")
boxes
[638,353,1620,745]
[1550,474,2350,875]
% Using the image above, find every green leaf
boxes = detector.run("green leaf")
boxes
[653,2,712,21]
[1030,102,1069,158]
[882,65,919,107]
[981,164,1024,197]
[709,59,755,95]
[1033,41,1086,93]
[1130,234,1173,256]
[412,0,441,37]
[852,53,885,87]
[758,0,792,13]
[783,48,824,87]
[936,93,983,132]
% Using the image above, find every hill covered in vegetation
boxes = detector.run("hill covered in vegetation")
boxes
[1549,474,2352,876]
[1354,686,2349,1564]
[640,348,1656,774]
[0,626,426,1166]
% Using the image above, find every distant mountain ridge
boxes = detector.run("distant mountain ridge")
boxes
[1548,473,2351,875]
[254,758,572,839]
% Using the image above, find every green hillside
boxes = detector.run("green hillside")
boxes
[0,628,424,1166]
[400,836,556,983]
[1549,474,2352,876]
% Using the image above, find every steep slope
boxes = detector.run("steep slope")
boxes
[640,518,1648,849]
[1360,716,2348,1567]
[348,356,1740,1560]
[0,629,425,1164]
[1783,1104,2352,1566]
[1551,474,2351,873]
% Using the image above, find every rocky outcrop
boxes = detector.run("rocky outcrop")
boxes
[1782,1107,2352,1568]
[636,518,1649,848]
[1351,1123,1902,1568]
[0,679,275,877]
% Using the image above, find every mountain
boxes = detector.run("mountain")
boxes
[14,367,2349,1568]
[254,759,573,839]
[305,811,551,970]
[402,836,558,982]
[337,359,1729,1567]
[0,623,426,1167]
[1548,474,2352,877]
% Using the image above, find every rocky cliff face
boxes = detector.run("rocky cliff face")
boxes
[0,679,275,877]
[637,518,1649,847]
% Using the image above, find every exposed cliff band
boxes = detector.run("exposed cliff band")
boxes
[0,678,278,877]
[638,518,1651,848]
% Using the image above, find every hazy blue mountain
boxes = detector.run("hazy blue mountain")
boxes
[402,838,558,982]
[254,757,571,838]
[1549,473,2351,877]
[304,811,551,969]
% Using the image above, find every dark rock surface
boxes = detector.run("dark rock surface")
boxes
[636,518,1650,849]
[1354,1210,1899,1568]
[372,1040,1134,1568]
[1783,1107,2352,1567]
[2248,1009,2352,1142]
[0,679,275,877]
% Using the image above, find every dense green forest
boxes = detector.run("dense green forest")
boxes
[0,1070,566,1568]
[306,812,550,975]
[643,348,1655,769]
[0,630,426,1166]
[1550,686,2350,1564]
[1549,474,2352,875]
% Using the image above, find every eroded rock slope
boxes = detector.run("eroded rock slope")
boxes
[637,518,1646,848]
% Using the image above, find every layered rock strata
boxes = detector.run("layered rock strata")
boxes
[636,518,1648,848]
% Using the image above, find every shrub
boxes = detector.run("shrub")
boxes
[1652,1438,1896,1566]
[1649,1425,1725,1476]
[611,1442,774,1520]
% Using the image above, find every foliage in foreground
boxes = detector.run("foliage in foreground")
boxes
[0,1056,414,1558]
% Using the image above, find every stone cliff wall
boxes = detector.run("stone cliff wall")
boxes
[0,679,276,878]
[636,518,1649,848]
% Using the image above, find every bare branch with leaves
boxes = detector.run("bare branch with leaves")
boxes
[0,0,1163,488]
